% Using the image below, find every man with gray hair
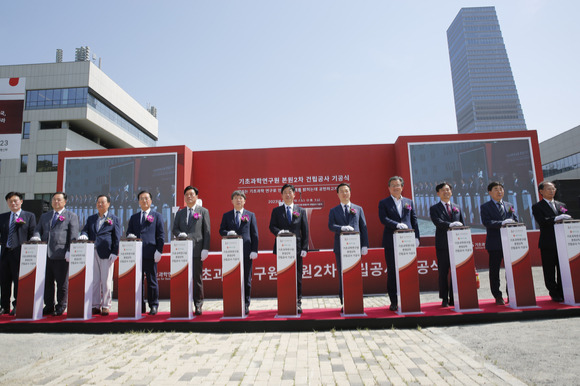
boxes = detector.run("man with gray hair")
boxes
[378,176,420,311]
[219,190,259,314]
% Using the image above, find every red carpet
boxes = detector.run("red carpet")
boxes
[1,296,578,333]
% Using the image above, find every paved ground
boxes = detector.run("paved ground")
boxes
[0,267,577,385]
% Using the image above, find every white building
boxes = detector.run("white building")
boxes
[0,59,158,205]
[540,124,580,180]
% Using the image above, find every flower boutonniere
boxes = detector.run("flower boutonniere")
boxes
[58,215,65,222]
[404,203,412,211]
[508,206,516,215]
[560,206,568,213]
[15,217,26,225]
[105,217,113,225]
[452,207,459,213]
[292,211,300,219]
[193,212,201,220]
[349,207,357,215]
[146,215,154,223]
[241,215,249,223]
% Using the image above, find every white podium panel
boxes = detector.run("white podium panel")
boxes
[448,227,480,312]
[555,220,580,306]
[393,230,421,314]
[170,239,193,319]
[117,240,143,319]
[67,242,95,319]
[276,234,298,317]
[340,232,364,316]
[500,224,536,308]
[222,236,245,318]
[16,243,47,320]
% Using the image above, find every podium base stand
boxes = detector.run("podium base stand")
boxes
[220,315,248,320]
[65,317,94,321]
[396,311,423,316]
[341,312,367,317]
[275,314,301,319]
[168,316,195,321]
[452,307,481,313]
[508,304,540,310]
[116,315,144,321]
[14,317,45,322]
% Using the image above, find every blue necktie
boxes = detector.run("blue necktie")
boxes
[51,211,59,227]
[497,202,505,219]
[141,211,146,225]
[286,206,292,224]
[344,205,349,221]
[7,213,16,248]
[235,211,240,229]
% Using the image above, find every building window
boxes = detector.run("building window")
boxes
[20,155,28,173]
[36,154,59,172]
[22,122,31,139]
[39,121,62,130]
[34,193,52,203]
[25,87,88,110]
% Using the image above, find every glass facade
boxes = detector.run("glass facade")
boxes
[20,155,28,173]
[447,7,527,134]
[542,152,580,178]
[36,154,59,172]
[22,122,30,139]
[25,88,155,146]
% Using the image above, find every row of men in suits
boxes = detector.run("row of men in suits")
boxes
[429,180,572,308]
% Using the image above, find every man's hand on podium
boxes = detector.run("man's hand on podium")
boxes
[501,219,516,225]
[555,214,572,222]
[227,231,237,236]
[396,223,408,230]
[277,230,289,235]
[449,221,463,227]
[78,234,89,241]
[30,236,41,242]
[341,226,354,232]
[127,233,137,239]
[178,232,188,238]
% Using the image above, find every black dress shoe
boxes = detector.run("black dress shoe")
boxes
[495,297,505,305]
[551,296,564,302]
[149,306,158,315]
[449,300,454,307]
[92,307,101,315]
[0,308,7,315]
[43,307,54,316]
[389,304,398,311]
[297,306,303,314]
[10,308,16,316]
[441,299,449,307]
[244,305,250,315]
[195,306,202,316]
[53,308,64,316]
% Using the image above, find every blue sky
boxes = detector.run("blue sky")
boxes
[3,1,579,150]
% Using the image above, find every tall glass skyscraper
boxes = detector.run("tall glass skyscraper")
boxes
[447,6,527,134]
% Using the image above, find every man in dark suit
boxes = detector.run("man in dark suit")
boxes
[219,190,259,314]
[0,192,37,315]
[429,182,464,307]
[172,186,210,315]
[269,184,309,314]
[126,191,165,315]
[378,176,420,311]
[32,192,79,316]
[480,181,518,305]
[78,195,122,316]
[531,181,572,302]
[328,183,369,306]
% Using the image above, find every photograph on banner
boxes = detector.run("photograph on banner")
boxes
[63,153,177,242]
[408,138,539,237]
